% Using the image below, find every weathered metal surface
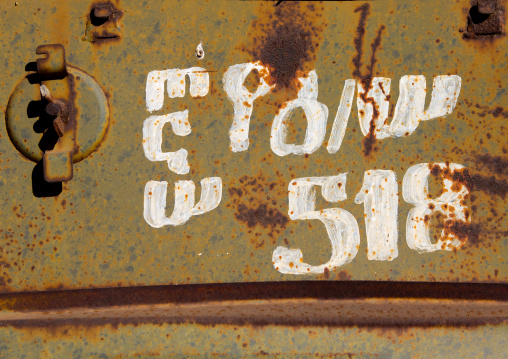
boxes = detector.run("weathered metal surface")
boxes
[0,281,506,356]
[0,322,504,358]
[0,0,507,292]
[0,1,507,356]
[0,281,506,324]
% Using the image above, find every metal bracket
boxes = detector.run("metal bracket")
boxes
[36,44,77,183]
[465,0,504,38]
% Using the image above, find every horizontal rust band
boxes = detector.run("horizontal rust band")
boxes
[1,298,506,328]
[2,281,507,310]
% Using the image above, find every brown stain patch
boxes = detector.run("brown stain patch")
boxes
[432,213,508,250]
[242,1,326,90]
[323,267,330,279]
[317,268,352,281]
[429,163,508,199]
[465,172,508,198]
[238,1,327,120]
[235,204,288,232]
[472,153,508,176]
[443,220,482,247]
[227,172,289,249]
[463,99,508,119]
[428,161,508,248]
[337,270,353,281]
[351,3,385,157]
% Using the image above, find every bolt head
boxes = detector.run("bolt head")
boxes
[45,102,61,116]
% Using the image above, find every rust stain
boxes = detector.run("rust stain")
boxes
[443,220,482,247]
[429,162,508,199]
[235,204,288,232]
[462,0,506,39]
[238,0,327,121]
[465,172,508,198]
[428,160,508,248]
[352,4,370,80]
[242,1,326,90]
[472,153,508,175]
[351,3,385,157]
[227,172,289,249]
[463,99,508,118]
[323,267,330,279]
[337,270,353,281]
[0,282,506,330]
[318,268,352,281]
[0,0,505,295]
[433,213,508,250]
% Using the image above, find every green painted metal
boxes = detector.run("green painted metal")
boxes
[0,0,506,293]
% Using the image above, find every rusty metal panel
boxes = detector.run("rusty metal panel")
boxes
[1,322,506,358]
[0,280,506,356]
[0,0,507,293]
[0,322,506,358]
[0,0,507,356]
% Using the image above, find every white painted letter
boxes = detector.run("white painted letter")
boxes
[354,170,398,261]
[270,71,329,156]
[144,177,222,228]
[403,163,470,253]
[327,79,356,154]
[357,77,391,139]
[423,75,461,121]
[146,68,209,112]
[357,75,461,139]
[142,111,191,174]
[273,174,360,274]
[223,62,274,152]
